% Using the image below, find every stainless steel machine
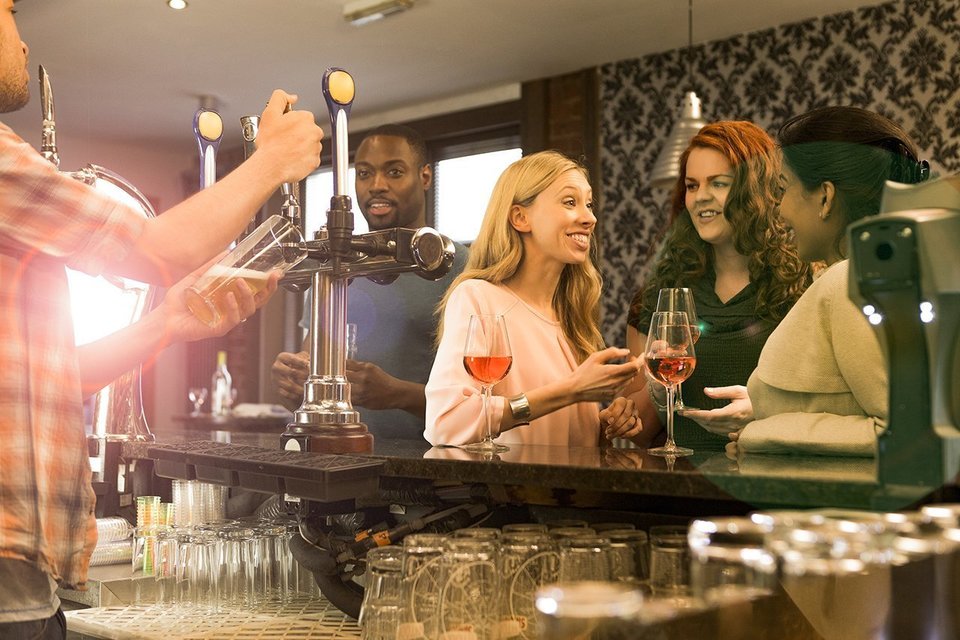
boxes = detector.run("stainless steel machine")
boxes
[848,175,960,489]
[275,68,455,455]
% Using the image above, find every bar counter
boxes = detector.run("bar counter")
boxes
[132,425,956,514]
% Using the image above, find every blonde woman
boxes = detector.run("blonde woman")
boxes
[425,151,642,448]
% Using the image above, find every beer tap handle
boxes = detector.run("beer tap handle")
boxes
[194,108,223,190]
[240,115,264,238]
[39,65,60,169]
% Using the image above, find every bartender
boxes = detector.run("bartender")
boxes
[0,2,323,635]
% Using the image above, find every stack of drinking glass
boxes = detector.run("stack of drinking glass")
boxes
[532,504,960,640]
[128,483,320,612]
[357,521,650,640]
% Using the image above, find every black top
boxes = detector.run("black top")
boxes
[632,273,777,451]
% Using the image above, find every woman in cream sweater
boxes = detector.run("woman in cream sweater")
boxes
[682,106,930,456]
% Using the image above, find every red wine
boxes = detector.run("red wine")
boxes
[464,355,513,384]
[645,355,696,386]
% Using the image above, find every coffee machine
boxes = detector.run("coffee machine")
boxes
[848,175,960,489]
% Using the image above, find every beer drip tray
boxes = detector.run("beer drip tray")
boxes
[147,442,384,503]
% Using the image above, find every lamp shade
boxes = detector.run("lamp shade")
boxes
[649,91,707,190]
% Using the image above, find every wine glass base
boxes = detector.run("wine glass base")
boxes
[461,440,510,454]
[648,445,693,457]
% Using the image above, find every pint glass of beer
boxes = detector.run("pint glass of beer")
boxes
[186,215,306,327]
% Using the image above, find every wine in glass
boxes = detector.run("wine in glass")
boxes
[656,288,700,411]
[644,311,697,457]
[187,387,208,416]
[462,314,513,454]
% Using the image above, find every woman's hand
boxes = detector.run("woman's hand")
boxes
[599,396,642,440]
[679,385,753,435]
[568,347,642,403]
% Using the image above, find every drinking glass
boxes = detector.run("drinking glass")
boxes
[462,314,513,454]
[649,525,691,595]
[185,215,307,327]
[534,581,645,640]
[644,311,696,456]
[655,288,699,411]
[188,387,208,416]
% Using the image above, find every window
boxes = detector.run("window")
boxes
[304,167,366,239]
[433,147,522,244]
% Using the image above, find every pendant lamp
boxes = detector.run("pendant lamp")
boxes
[650,0,707,190]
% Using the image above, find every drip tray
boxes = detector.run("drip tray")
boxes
[147,442,384,503]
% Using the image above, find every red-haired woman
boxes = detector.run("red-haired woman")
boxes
[624,121,810,452]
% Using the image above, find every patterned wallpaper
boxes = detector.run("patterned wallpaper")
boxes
[598,0,960,346]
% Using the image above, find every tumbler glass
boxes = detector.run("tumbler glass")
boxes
[439,537,500,639]
[557,536,611,582]
[534,581,644,640]
[186,215,307,327]
[400,533,447,640]
[359,545,405,638]
[687,517,776,606]
[499,532,559,640]
[605,529,650,583]
[649,525,691,595]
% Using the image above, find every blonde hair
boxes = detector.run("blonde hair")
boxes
[436,150,604,363]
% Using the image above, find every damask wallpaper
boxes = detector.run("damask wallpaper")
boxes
[599,0,959,346]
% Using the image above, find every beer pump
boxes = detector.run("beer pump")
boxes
[277,68,455,454]
[39,66,159,516]
[848,175,960,490]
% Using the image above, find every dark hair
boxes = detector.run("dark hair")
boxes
[628,121,810,329]
[777,106,926,256]
[363,123,429,167]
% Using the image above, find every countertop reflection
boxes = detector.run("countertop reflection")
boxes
[139,430,948,511]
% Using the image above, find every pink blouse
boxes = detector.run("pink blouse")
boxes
[424,279,601,447]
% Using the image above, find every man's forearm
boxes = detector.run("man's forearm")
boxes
[392,380,426,418]
[77,311,166,397]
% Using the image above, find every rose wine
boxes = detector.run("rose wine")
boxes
[689,325,702,344]
[464,355,513,385]
[645,355,696,386]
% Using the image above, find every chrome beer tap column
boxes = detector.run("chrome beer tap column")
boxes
[280,68,456,454]
[282,68,371,454]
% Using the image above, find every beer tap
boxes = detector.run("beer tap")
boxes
[39,65,59,169]
[240,115,266,239]
[280,69,455,455]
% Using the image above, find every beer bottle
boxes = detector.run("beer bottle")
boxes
[211,350,233,416]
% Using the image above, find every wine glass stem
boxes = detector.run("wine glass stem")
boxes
[665,384,677,447]
[482,385,493,443]
[675,382,685,410]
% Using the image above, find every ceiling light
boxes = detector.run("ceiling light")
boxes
[343,0,413,26]
[650,0,707,189]
[167,0,188,9]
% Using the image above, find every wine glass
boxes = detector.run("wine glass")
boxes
[644,311,696,457]
[187,387,208,416]
[655,288,699,411]
[462,314,513,454]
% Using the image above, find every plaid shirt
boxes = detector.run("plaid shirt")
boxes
[0,122,144,589]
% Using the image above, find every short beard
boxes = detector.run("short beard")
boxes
[0,80,29,114]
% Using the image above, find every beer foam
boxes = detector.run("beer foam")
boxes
[203,264,270,280]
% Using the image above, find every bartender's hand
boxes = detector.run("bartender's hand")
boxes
[256,89,324,184]
[680,385,753,435]
[272,351,310,409]
[568,348,642,403]
[599,396,642,440]
[161,257,278,343]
